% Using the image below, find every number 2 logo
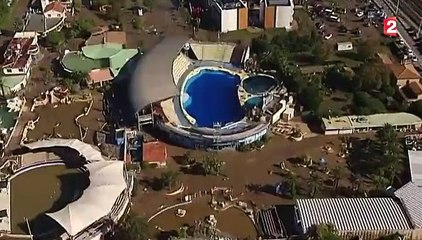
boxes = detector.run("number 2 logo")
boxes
[384,17,398,37]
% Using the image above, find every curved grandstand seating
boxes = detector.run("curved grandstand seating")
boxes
[190,43,235,63]
[172,54,192,85]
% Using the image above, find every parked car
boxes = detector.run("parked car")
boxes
[352,28,362,36]
[316,22,325,29]
[412,55,418,62]
[324,33,333,40]
[329,15,340,22]
[356,11,364,17]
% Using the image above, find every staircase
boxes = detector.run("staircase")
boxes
[172,54,192,85]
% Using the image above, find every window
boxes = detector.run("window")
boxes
[18,68,24,72]
[57,14,61,17]
[6,69,12,73]
[47,14,51,17]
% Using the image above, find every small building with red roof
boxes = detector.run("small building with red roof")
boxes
[143,141,167,168]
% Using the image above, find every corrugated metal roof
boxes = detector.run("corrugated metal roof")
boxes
[395,182,422,228]
[407,150,422,186]
[296,198,411,234]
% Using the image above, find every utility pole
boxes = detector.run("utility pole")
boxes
[395,0,400,15]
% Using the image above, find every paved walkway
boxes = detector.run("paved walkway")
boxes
[4,104,36,155]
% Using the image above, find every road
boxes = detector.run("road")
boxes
[372,0,422,68]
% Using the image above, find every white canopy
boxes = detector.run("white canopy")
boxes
[24,139,106,161]
[46,161,126,236]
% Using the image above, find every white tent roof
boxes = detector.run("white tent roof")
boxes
[24,139,106,161]
[46,161,126,236]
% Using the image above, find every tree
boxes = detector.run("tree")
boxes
[180,151,196,165]
[353,59,391,92]
[69,71,88,86]
[331,167,342,191]
[13,17,23,31]
[112,212,150,240]
[143,0,155,9]
[352,91,386,115]
[323,65,352,91]
[202,153,224,176]
[376,124,402,185]
[306,224,341,240]
[288,172,298,199]
[46,31,65,48]
[0,0,10,24]
[161,170,180,191]
[308,173,319,198]
[373,175,388,191]
[312,41,332,63]
[109,0,122,21]
[351,174,362,197]
[299,83,322,112]
[409,100,422,118]
[357,39,380,61]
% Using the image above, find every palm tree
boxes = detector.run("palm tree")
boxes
[161,170,180,191]
[308,173,319,198]
[113,212,150,240]
[351,174,362,197]
[373,175,388,192]
[331,167,342,191]
[288,172,298,199]
[181,151,196,165]
[202,153,224,176]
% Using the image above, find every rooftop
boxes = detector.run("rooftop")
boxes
[81,43,123,60]
[215,0,246,9]
[61,51,109,72]
[395,182,422,228]
[267,0,292,6]
[322,112,422,130]
[389,63,421,80]
[1,75,26,89]
[44,1,65,12]
[296,198,412,234]
[406,150,422,186]
[86,31,127,46]
[143,141,167,163]
[2,32,37,68]
[88,68,113,84]
[401,81,422,99]
[24,13,64,33]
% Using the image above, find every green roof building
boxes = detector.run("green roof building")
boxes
[61,43,139,84]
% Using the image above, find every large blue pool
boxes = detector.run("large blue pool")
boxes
[182,69,244,128]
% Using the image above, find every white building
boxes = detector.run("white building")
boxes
[1,32,39,96]
[260,0,294,30]
[210,0,249,33]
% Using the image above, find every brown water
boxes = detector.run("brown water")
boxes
[10,164,88,235]
[150,199,257,239]
[26,103,89,141]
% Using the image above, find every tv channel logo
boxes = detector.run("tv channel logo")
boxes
[384,17,398,37]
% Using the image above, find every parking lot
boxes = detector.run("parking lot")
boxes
[309,0,387,44]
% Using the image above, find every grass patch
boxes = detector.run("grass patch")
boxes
[319,90,352,116]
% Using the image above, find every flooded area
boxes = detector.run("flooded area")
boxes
[26,102,89,141]
[150,199,257,239]
[10,164,88,235]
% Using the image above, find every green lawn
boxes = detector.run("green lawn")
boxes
[319,90,352,116]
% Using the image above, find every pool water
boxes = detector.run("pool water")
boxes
[245,97,263,109]
[242,75,277,94]
[182,69,244,128]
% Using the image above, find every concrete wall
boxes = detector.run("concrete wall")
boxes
[238,8,248,29]
[264,6,275,28]
[221,8,238,33]
[275,5,294,29]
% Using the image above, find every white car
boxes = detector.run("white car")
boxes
[356,11,364,17]
[324,34,333,40]
[412,56,418,62]
[408,48,415,56]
